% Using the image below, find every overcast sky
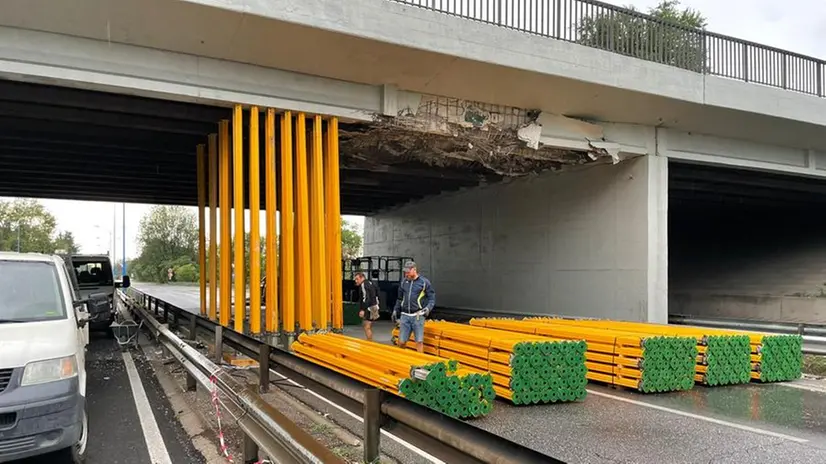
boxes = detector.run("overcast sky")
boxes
[5,0,819,259]
[610,0,825,59]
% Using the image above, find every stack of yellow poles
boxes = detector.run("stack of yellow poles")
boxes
[393,321,587,404]
[666,325,803,383]
[470,318,697,393]
[291,333,495,418]
[528,318,752,386]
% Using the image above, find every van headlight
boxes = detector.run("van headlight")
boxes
[21,356,78,386]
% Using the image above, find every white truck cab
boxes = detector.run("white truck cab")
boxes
[0,252,89,463]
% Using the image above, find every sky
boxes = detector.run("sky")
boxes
[4,0,819,258]
[607,0,825,59]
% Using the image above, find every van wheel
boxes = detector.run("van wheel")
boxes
[70,407,88,463]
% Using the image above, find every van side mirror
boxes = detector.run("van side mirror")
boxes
[73,300,88,312]
[76,311,91,328]
[116,275,131,288]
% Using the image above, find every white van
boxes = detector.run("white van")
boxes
[0,252,89,463]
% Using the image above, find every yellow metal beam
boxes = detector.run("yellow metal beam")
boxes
[280,112,296,334]
[197,144,207,316]
[265,109,279,334]
[208,134,218,321]
[233,104,245,334]
[249,107,262,335]
[325,118,344,330]
[309,116,328,329]
[294,114,312,332]
[219,120,231,327]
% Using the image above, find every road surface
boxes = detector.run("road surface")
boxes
[135,282,826,463]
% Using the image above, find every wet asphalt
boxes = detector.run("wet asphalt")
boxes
[18,330,203,464]
[136,283,826,464]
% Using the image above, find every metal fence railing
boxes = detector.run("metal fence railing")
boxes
[391,0,826,98]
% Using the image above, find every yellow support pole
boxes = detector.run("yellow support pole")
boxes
[295,114,312,332]
[219,120,231,327]
[325,118,343,330]
[249,107,262,335]
[309,116,328,329]
[265,109,279,334]
[208,134,218,321]
[233,104,245,334]
[280,112,296,336]
[196,144,207,316]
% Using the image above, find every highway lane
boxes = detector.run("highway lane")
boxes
[135,283,826,464]
[19,331,203,464]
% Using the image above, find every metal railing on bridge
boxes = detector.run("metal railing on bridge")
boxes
[392,0,826,98]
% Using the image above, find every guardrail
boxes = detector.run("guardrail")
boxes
[670,314,826,356]
[118,290,343,464]
[125,289,562,464]
[392,0,826,97]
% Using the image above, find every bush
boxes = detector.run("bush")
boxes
[174,263,199,283]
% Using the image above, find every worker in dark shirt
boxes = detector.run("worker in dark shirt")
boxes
[392,261,435,353]
[355,272,380,341]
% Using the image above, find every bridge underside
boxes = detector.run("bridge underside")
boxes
[670,163,826,324]
[0,80,516,215]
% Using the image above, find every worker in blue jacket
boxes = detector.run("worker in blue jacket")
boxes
[392,261,435,353]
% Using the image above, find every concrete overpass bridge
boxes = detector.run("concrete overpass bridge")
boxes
[2,0,826,324]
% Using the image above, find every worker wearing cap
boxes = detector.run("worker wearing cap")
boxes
[392,261,435,353]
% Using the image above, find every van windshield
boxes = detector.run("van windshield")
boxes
[72,258,114,287]
[0,260,66,323]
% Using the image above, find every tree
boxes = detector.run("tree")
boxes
[578,0,708,72]
[132,205,199,283]
[341,220,363,259]
[53,231,80,255]
[0,199,73,254]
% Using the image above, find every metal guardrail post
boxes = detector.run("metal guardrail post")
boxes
[363,388,383,464]
[186,370,197,392]
[189,315,198,341]
[259,343,271,393]
[244,433,259,464]
[215,325,224,364]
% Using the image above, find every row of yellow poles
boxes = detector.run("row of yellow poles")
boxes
[195,105,344,338]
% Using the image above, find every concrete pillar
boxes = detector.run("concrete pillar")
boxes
[646,154,668,323]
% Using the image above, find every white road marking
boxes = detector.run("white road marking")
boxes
[270,369,446,464]
[586,389,809,443]
[123,351,174,464]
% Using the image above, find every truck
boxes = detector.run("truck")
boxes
[59,254,130,336]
